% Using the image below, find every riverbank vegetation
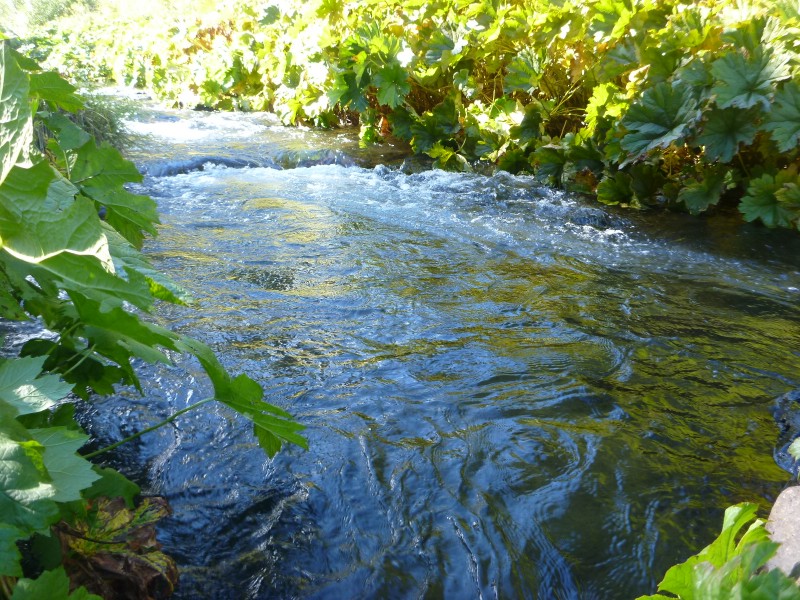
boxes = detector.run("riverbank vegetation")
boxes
[17,0,800,231]
[0,39,304,598]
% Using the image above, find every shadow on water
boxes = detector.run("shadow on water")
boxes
[62,108,800,599]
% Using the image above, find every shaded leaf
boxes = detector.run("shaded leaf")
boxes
[620,82,699,163]
[764,81,800,153]
[11,567,101,600]
[740,173,798,228]
[597,171,633,205]
[83,467,140,509]
[0,524,23,577]
[678,168,730,214]
[28,72,84,112]
[57,496,177,600]
[711,47,790,111]
[696,108,758,163]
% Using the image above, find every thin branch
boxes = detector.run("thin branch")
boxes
[83,397,215,460]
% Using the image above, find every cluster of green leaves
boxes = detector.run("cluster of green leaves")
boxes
[638,503,800,599]
[23,0,800,229]
[0,39,305,598]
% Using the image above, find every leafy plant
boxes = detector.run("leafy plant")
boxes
[0,39,305,597]
[637,503,800,600]
[25,0,800,230]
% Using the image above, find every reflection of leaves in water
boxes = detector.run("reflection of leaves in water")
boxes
[228,266,294,291]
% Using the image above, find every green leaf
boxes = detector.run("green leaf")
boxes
[83,466,140,508]
[534,144,567,185]
[0,161,105,263]
[0,267,27,319]
[11,567,102,600]
[12,250,154,311]
[175,336,306,456]
[424,30,456,66]
[788,437,800,461]
[0,524,23,577]
[103,224,189,305]
[0,42,34,186]
[70,293,176,368]
[620,81,699,163]
[68,140,157,248]
[678,168,730,214]
[764,81,800,153]
[590,0,634,43]
[504,48,545,95]
[597,171,633,205]
[696,108,758,163]
[28,427,99,502]
[740,173,798,228]
[374,62,410,108]
[0,422,60,533]
[509,103,543,147]
[28,72,84,112]
[387,106,415,140]
[327,70,369,113]
[40,112,91,151]
[711,47,790,111]
[0,356,71,416]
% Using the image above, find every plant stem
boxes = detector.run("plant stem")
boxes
[83,397,215,460]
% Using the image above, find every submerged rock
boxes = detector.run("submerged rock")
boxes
[773,390,800,476]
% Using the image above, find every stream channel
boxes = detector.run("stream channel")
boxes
[36,105,800,597]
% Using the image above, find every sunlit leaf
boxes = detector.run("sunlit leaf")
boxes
[0,162,104,263]
[374,62,410,108]
[28,72,84,112]
[0,419,60,533]
[503,48,545,95]
[0,356,71,416]
[0,42,34,186]
[28,427,99,502]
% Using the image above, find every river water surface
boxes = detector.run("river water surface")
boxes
[81,107,800,599]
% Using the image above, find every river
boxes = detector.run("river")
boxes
[75,106,800,598]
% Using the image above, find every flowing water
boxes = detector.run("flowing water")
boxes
[71,107,800,598]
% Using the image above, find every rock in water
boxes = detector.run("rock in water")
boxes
[773,390,800,476]
[767,486,800,580]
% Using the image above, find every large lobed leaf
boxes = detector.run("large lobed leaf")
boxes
[637,503,800,600]
[696,108,758,163]
[711,47,790,111]
[0,356,72,416]
[10,567,101,600]
[620,81,700,164]
[765,80,800,153]
[0,42,33,186]
[740,172,800,228]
